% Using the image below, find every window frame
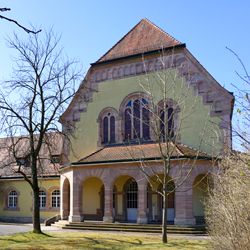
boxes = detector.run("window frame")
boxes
[158,99,180,141]
[98,107,118,146]
[8,190,18,208]
[51,189,60,208]
[124,97,150,141]
[39,190,47,209]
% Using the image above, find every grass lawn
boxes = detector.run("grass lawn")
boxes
[0,231,209,250]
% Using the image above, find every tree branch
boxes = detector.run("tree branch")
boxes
[0,8,41,34]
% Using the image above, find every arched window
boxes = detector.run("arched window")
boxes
[159,103,176,140]
[39,190,46,208]
[8,190,18,208]
[102,113,115,144]
[51,190,60,208]
[124,98,150,141]
[98,108,117,145]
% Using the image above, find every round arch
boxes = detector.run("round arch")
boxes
[112,175,138,222]
[62,177,70,219]
[147,174,175,223]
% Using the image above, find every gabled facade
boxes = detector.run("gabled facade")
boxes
[0,19,234,225]
[59,19,234,225]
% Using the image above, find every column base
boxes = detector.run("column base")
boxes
[174,218,196,225]
[137,216,148,224]
[103,216,113,223]
[68,215,81,222]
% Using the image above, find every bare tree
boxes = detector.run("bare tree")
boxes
[227,47,250,150]
[205,50,250,250]
[206,153,250,250]
[0,7,41,34]
[125,52,216,243]
[0,30,80,233]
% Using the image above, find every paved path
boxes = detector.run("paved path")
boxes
[0,223,210,240]
[0,223,32,235]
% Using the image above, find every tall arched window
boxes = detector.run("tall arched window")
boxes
[8,190,18,208]
[124,98,150,141]
[159,103,176,140]
[102,112,115,144]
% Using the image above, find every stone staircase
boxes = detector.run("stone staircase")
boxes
[53,221,207,235]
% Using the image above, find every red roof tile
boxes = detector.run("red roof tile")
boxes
[76,142,209,164]
[96,19,182,63]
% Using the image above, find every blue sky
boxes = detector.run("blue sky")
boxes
[0,0,249,148]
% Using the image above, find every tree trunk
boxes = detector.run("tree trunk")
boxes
[162,189,168,243]
[32,178,42,233]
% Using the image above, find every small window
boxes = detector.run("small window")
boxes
[50,155,61,164]
[51,190,60,208]
[16,156,30,167]
[39,191,46,208]
[8,190,18,208]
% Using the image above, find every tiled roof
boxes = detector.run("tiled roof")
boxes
[76,142,210,164]
[0,133,62,178]
[96,19,182,63]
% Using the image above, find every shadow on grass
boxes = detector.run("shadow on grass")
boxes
[83,236,142,246]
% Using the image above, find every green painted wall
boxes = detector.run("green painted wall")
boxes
[0,179,60,220]
[69,69,222,161]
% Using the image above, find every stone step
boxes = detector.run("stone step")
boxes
[67,222,206,231]
[60,222,207,235]
[62,225,206,235]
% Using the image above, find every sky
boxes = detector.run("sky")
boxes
[0,0,249,148]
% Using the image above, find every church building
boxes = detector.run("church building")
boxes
[59,19,234,225]
[0,19,234,225]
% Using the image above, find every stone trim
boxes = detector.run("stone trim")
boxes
[97,107,119,146]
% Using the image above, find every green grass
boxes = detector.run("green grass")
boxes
[0,231,209,250]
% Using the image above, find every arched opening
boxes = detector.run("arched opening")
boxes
[193,174,211,224]
[112,175,137,222]
[82,177,104,221]
[62,178,70,220]
[147,174,175,223]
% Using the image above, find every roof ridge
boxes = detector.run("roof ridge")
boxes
[142,18,181,45]
[96,19,144,63]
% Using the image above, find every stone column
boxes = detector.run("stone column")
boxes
[103,184,113,223]
[68,171,81,222]
[60,175,70,220]
[174,181,195,225]
[137,180,148,224]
